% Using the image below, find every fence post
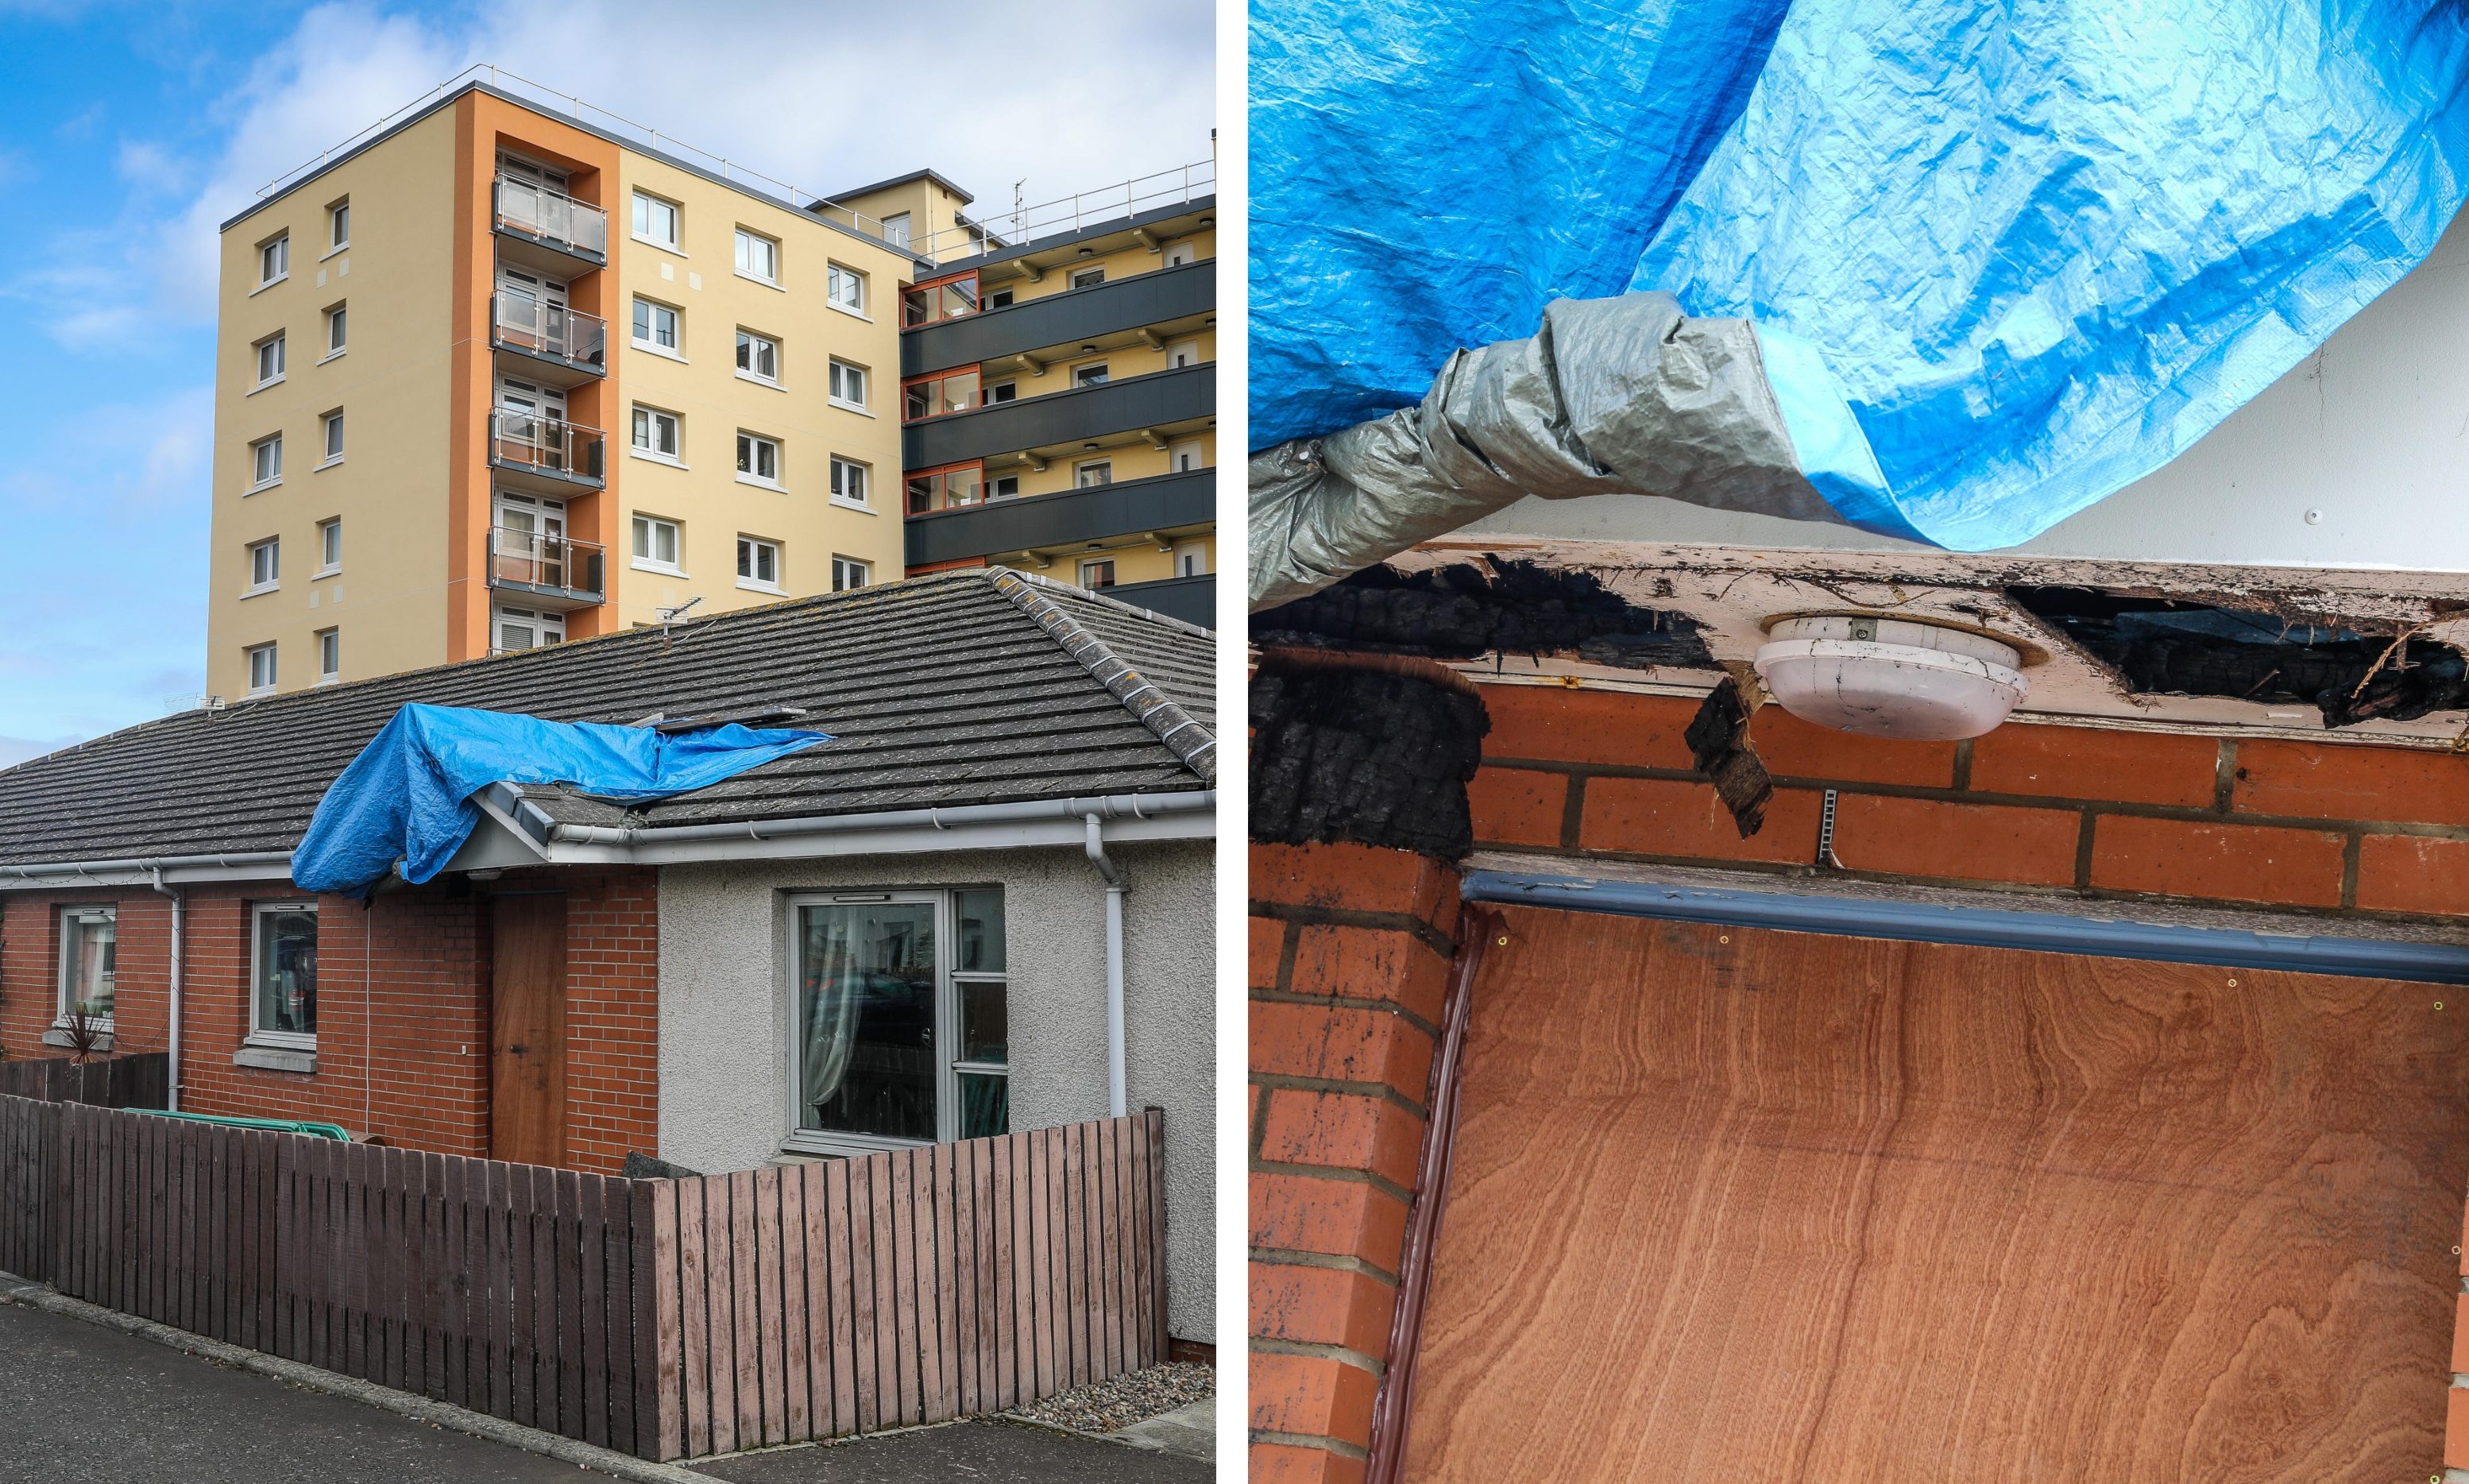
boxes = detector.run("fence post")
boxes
[1144,1106,1169,1360]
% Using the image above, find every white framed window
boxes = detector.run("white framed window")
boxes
[251,902,319,1043]
[829,456,868,508]
[632,514,683,572]
[316,517,341,575]
[257,233,288,287]
[1075,459,1114,489]
[736,329,780,385]
[786,888,1007,1151]
[734,228,779,284]
[826,264,865,314]
[1167,338,1202,370]
[828,360,867,411]
[632,191,680,249]
[832,555,869,592]
[494,605,565,651]
[1070,265,1104,290]
[1164,241,1195,268]
[245,535,280,594]
[632,297,681,354]
[254,332,286,387]
[245,641,278,695]
[323,303,347,358]
[984,380,1017,405]
[736,535,782,591]
[327,199,350,251]
[631,405,682,462]
[880,212,910,248]
[1072,361,1108,388]
[1173,539,1210,578]
[736,431,782,487]
[249,434,283,492]
[319,409,345,466]
[990,474,1020,500]
[984,288,1014,309]
[57,905,117,1024]
[1169,438,1205,473]
[1078,556,1117,589]
[315,628,340,684]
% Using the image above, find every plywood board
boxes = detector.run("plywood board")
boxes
[1405,905,2469,1483]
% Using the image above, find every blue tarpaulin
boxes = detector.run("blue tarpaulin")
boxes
[292,704,830,895]
[1251,0,2469,551]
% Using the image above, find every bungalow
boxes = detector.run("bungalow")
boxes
[0,569,1217,1349]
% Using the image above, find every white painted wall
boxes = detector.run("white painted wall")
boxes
[655,842,1216,1343]
[1467,207,2469,572]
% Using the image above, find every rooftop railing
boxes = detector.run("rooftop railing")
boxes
[249,64,1208,265]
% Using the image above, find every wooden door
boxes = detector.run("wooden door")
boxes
[489,893,567,1166]
[1404,905,2469,1483]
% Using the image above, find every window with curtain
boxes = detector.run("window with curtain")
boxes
[792,889,1006,1150]
[252,902,319,1041]
[58,906,116,1019]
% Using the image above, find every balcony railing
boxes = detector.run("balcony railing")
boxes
[906,160,1215,261]
[488,525,605,602]
[489,408,605,485]
[492,289,605,370]
[493,173,608,259]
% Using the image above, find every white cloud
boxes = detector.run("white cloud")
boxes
[24,0,1213,353]
[0,383,212,518]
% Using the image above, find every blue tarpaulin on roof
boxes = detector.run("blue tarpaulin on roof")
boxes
[1251,0,2469,551]
[291,704,830,896]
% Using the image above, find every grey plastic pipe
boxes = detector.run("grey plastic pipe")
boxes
[1083,814,1129,1119]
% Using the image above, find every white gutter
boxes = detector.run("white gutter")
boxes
[0,850,294,891]
[1083,815,1130,1119]
[538,790,1214,851]
[147,868,184,1112]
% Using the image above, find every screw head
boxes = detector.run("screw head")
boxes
[2305,508,2324,526]
[1495,936,1508,946]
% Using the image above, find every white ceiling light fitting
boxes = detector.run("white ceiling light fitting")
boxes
[1753,614,2030,740]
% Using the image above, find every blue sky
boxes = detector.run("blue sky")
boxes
[0,0,1214,763]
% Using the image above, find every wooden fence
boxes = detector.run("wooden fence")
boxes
[0,1095,1168,1461]
[0,1051,169,1109]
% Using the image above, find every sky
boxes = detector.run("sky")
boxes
[0,0,1215,763]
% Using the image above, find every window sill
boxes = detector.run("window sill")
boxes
[244,684,276,699]
[315,455,343,471]
[826,300,871,323]
[240,582,280,600]
[245,477,283,496]
[735,271,784,292]
[313,566,340,580]
[734,371,785,392]
[319,242,348,261]
[631,233,686,257]
[627,449,687,470]
[736,578,785,595]
[247,375,286,396]
[781,1130,931,1159]
[827,399,874,418]
[41,1028,114,1053]
[631,559,687,577]
[249,273,288,297]
[234,1045,316,1075]
[317,347,346,364]
[734,474,784,493]
[829,497,875,515]
[315,674,340,686]
[630,341,688,364]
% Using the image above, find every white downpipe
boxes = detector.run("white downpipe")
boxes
[1083,814,1129,1119]
[149,868,184,1111]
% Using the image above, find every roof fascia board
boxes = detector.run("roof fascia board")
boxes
[0,856,296,891]
[222,80,929,265]
[559,806,1212,867]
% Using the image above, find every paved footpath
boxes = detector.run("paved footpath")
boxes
[0,1297,609,1483]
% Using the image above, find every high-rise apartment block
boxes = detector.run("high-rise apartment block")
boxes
[208,76,1213,698]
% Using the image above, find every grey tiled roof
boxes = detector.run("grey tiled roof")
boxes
[0,571,1215,867]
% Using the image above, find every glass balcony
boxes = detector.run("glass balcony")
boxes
[492,289,605,372]
[489,408,605,488]
[902,274,979,328]
[493,174,609,260]
[488,525,605,607]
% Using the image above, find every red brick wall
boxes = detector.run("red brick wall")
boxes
[1249,841,1461,1484]
[0,868,659,1175]
[1471,683,2469,915]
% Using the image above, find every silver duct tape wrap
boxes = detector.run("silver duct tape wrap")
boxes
[1248,292,1847,611]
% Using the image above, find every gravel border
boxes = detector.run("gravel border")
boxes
[1007,1362,1215,1434]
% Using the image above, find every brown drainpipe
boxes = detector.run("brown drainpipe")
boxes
[1365,902,1505,1484]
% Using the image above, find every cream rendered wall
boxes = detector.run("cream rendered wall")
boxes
[830,177,979,258]
[207,107,462,698]
[611,157,912,628]
[993,223,1216,309]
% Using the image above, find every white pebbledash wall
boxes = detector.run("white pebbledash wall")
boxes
[1466,207,2469,572]
[654,841,1216,1344]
